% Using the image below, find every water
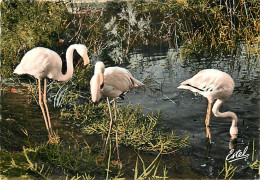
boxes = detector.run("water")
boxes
[125,47,259,178]
[0,81,87,151]
[1,47,259,178]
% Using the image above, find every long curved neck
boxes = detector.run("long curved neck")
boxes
[58,45,76,82]
[212,99,237,128]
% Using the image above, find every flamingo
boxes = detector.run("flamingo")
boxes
[90,61,144,161]
[178,69,238,142]
[14,44,90,143]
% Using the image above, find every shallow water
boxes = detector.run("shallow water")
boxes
[1,47,259,179]
[0,81,88,151]
[125,47,260,178]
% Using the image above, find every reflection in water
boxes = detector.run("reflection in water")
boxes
[206,126,212,144]
[229,138,238,150]
[126,47,259,178]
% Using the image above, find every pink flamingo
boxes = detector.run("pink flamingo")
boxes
[178,69,238,142]
[14,44,90,143]
[90,61,144,161]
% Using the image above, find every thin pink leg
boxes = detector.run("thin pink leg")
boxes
[43,78,53,136]
[114,98,120,162]
[205,101,212,127]
[38,79,51,138]
[104,97,113,157]
[205,101,212,142]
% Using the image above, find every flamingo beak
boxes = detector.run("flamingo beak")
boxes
[83,53,90,69]
[83,64,88,69]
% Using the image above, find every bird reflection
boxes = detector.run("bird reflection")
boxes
[206,126,212,144]
[229,138,237,150]
[204,125,237,159]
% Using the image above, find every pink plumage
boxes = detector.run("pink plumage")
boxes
[90,61,144,102]
[13,44,90,143]
[178,69,238,141]
[90,61,144,161]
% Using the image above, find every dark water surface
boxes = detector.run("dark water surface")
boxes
[125,47,259,179]
[1,47,259,179]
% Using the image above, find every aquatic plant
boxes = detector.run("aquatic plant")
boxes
[217,161,237,180]
[249,160,260,174]
[1,0,69,78]
[249,140,260,174]
[134,149,168,179]
[58,83,188,155]
[0,141,108,179]
[81,103,188,154]
[0,135,174,179]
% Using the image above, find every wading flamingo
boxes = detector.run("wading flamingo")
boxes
[90,61,144,161]
[178,69,238,143]
[14,44,90,143]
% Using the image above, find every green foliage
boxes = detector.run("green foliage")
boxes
[1,0,258,77]
[217,161,237,180]
[1,0,69,77]
[0,142,106,179]
[134,0,258,57]
[134,150,168,179]
[249,159,260,174]
[59,88,188,154]
[249,139,260,174]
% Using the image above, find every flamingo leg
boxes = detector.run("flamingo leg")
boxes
[205,101,212,142]
[113,98,120,162]
[104,97,113,157]
[206,126,212,143]
[38,79,51,139]
[205,101,212,127]
[43,78,53,136]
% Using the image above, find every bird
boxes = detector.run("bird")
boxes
[178,69,238,143]
[90,61,144,161]
[14,44,90,143]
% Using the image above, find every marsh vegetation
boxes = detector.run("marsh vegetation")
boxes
[1,0,259,179]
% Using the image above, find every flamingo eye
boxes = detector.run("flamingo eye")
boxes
[100,83,104,89]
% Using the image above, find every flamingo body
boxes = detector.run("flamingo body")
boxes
[14,44,89,81]
[14,47,64,80]
[14,44,90,143]
[178,69,238,140]
[90,61,144,102]
[90,61,144,161]
[178,69,234,103]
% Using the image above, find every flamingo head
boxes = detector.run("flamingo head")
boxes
[230,126,238,139]
[90,61,105,103]
[74,44,90,67]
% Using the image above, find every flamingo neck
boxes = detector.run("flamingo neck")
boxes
[212,99,238,139]
[212,99,238,127]
[58,45,76,82]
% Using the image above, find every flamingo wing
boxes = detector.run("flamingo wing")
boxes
[14,47,62,79]
[102,67,143,98]
[178,69,234,101]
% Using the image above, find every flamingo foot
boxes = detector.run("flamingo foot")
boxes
[111,160,122,168]
[48,134,60,144]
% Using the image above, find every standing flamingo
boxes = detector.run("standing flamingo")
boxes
[178,69,238,142]
[14,44,90,143]
[90,61,144,161]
